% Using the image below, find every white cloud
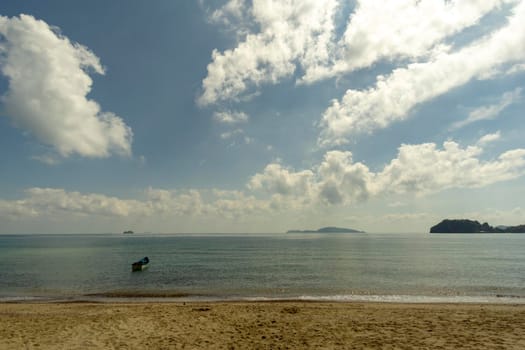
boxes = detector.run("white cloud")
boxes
[451,88,522,130]
[477,132,501,146]
[0,187,271,224]
[208,0,250,36]
[200,0,516,105]
[210,190,270,219]
[2,138,525,229]
[316,150,376,204]
[301,0,514,83]
[200,1,525,149]
[248,163,315,197]
[0,198,39,220]
[0,187,209,220]
[376,141,525,195]
[198,0,338,106]
[249,140,525,205]
[143,188,207,217]
[319,2,525,145]
[213,110,249,124]
[0,15,132,158]
[8,188,149,218]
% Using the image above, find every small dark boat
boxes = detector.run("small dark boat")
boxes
[131,256,149,272]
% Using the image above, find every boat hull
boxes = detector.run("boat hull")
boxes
[132,264,148,271]
[131,257,149,272]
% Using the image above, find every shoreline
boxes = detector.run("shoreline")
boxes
[1,301,524,349]
[2,293,525,305]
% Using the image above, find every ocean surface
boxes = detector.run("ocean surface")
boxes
[1,233,524,303]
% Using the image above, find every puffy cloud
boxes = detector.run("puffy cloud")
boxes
[208,0,250,33]
[477,132,501,146]
[0,14,132,158]
[376,142,525,195]
[316,151,376,204]
[198,0,338,105]
[451,88,522,130]
[319,2,525,145]
[249,139,525,205]
[248,163,315,197]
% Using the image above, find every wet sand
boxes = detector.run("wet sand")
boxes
[1,301,524,349]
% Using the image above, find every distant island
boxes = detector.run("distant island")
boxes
[287,226,364,233]
[430,219,525,233]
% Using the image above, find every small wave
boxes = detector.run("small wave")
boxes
[295,294,525,304]
[3,293,525,304]
[238,294,525,304]
[0,296,54,303]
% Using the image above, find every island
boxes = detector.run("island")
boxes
[287,226,365,233]
[430,219,525,233]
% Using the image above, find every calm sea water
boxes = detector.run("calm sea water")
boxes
[1,233,524,303]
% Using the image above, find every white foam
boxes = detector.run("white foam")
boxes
[296,294,525,304]
[237,294,525,304]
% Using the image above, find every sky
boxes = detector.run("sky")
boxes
[0,0,524,234]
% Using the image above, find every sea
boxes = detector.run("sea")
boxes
[1,233,524,304]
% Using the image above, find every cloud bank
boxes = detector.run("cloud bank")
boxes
[3,136,524,223]
[0,14,132,158]
[250,136,525,205]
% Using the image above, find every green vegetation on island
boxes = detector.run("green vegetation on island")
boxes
[430,219,525,233]
[287,226,364,233]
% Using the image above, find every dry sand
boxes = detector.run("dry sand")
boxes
[1,301,524,349]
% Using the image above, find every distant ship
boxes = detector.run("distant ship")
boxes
[123,230,134,234]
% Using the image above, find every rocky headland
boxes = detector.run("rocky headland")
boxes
[430,219,525,233]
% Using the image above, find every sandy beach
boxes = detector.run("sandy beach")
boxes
[1,302,524,349]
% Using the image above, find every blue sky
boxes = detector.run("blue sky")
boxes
[1,0,524,233]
